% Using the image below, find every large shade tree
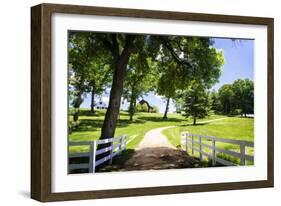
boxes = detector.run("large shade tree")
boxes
[98,35,224,140]
[123,53,158,121]
[86,58,112,113]
[69,32,114,124]
[69,33,224,164]
[157,61,179,119]
[68,32,95,125]
[156,37,224,119]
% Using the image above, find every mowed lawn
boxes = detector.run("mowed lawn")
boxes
[162,117,254,164]
[69,109,224,153]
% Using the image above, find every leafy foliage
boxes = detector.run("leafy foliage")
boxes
[232,79,254,116]
[156,37,224,119]
[68,32,226,139]
[182,82,211,125]
[123,53,158,120]
[218,84,235,114]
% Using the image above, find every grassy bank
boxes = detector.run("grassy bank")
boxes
[162,117,254,165]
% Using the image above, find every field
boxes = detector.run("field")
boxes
[69,109,223,153]
[163,117,254,164]
[69,109,254,166]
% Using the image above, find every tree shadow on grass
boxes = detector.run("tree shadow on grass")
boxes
[78,109,132,117]
[118,118,147,126]
[73,119,104,132]
[137,116,184,123]
[73,118,146,132]
[79,110,100,116]
[179,122,208,127]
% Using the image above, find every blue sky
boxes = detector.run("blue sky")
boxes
[211,38,254,90]
[80,38,254,113]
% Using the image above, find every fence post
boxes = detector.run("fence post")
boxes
[240,142,246,165]
[191,134,194,155]
[185,133,188,154]
[212,138,216,166]
[123,135,127,149]
[89,141,97,173]
[199,135,202,161]
[119,136,123,151]
[180,132,184,148]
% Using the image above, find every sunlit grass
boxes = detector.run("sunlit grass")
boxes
[68,108,224,153]
[162,117,254,165]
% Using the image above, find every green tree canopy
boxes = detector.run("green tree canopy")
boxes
[68,32,226,164]
[68,32,114,122]
[232,79,254,117]
[123,53,158,120]
[218,84,235,115]
[182,82,211,125]
[156,37,224,119]
[217,79,254,116]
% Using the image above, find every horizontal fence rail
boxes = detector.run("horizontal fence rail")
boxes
[68,135,128,173]
[180,132,254,166]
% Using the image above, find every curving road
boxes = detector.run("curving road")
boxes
[136,126,176,150]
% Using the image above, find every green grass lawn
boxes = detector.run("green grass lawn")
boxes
[69,109,254,167]
[69,109,224,153]
[162,117,254,165]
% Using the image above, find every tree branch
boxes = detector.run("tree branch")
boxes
[110,34,120,59]
[120,34,136,59]
[98,35,119,62]
[159,36,192,68]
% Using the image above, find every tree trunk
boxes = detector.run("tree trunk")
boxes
[193,117,196,125]
[73,108,79,128]
[163,97,170,119]
[100,50,134,139]
[129,93,136,121]
[96,35,135,169]
[72,89,84,128]
[100,61,128,139]
[129,100,134,121]
[90,86,95,113]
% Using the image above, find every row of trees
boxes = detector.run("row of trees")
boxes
[173,78,254,125]
[68,32,224,143]
[211,79,254,117]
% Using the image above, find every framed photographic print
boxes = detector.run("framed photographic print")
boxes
[31,3,274,202]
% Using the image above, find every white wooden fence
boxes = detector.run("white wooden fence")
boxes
[180,132,254,166]
[68,135,128,173]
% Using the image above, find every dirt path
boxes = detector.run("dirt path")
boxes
[99,126,200,172]
[136,126,176,150]
[118,147,200,171]
[135,117,227,150]
[98,118,228,172]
